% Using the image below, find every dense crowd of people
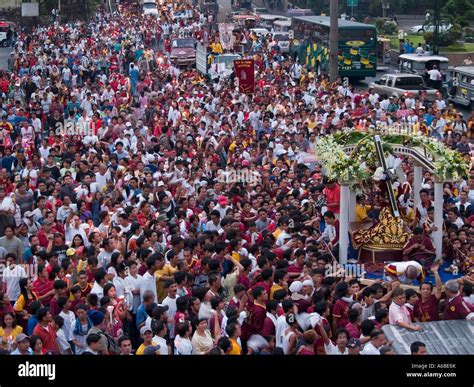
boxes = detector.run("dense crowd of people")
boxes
[0,3,473,356]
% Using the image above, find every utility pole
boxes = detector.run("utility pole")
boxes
[433,0,440,55]
[329,0,339,82]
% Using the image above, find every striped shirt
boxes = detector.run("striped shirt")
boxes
[32,278,54,307]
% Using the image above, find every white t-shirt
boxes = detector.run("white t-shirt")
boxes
[324,340,349,355]
[95,171,110,193]
[3,264,27,301]
[140,271,158,304]
[162,296,177,338]
[97,250,113,268]
[276,231,291,247]
[174,335,193,355]
[56,327,71,354]
[152,335,169,355]
[113,276,133,310]
[125,274,143,313]
[90,281,104,299]
[275,315,289,348]
[59,311,75,341]
[360,342,381,355]
[428,69,442,81]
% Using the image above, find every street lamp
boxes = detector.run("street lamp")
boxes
[329,0,338,82]
[433,0,440,55]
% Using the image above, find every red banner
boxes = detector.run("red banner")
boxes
[234,59,255,94]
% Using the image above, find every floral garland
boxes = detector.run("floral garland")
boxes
[316,131,469,183]
[316,135,368,182]
[411,135,470,182]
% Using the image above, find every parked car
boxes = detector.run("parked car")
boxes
[249,28,270,37]
[398,54,449,94]
[170,37,197,67]
[252,6,269,14]
[0,21,11,47]
[369,74,440,100]
[272,32,290,53]
[408,23,451,35]
[142,1,159,16]
[447,66,474,109]
[286,8,314,17]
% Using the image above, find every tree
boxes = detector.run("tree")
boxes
[442,0,474,27]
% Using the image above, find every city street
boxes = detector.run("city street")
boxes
[0,3,471,379]
[0,47,11,71]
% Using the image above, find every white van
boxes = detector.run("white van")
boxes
[272,32,290,53]
[143,1,159,16]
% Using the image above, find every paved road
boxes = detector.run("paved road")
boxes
[0,39,468,117]
[217,0,232,22]
[0,47,12,71]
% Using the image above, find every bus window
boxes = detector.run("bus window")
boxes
[439,62,449,72]
[413,62,426,71]
[339,29,375,45]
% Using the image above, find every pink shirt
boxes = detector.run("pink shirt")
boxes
[389,301,412,325]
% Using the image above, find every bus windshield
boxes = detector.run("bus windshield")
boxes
[172,39,195,48]
[339,29,375,47]
[290,17,377,79]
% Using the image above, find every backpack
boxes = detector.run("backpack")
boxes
[101,331,121,355]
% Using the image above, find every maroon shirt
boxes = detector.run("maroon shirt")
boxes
[254,281,271,295]
[241,301,266,340]
[414,295,440,322]
[237,274,251,290]
[261,315,276,337]
[287,264,303,276]
[403,235,435,261]
[228,297,239,311]
[297,347,315,355]
[345,322,360,339]
[444,295,474,320]
[32,322,60,353]
[49,296,60,317]
[138,265,148,276]
[332,299,350,329]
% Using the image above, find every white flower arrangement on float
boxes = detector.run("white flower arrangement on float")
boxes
[317,132,409,184]
[411,135,470,181]
[372,167,385,181]
[371,155,402,182]
[316,135,367,183]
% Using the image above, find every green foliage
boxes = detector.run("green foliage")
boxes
[375,18,397,35]
[442,0,474,27]
[465,28,474,43]
[383,23,397,35]
[40,0,100,19]
[424,27,463,47]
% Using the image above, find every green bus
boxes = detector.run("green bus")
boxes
[289,16,377,79]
